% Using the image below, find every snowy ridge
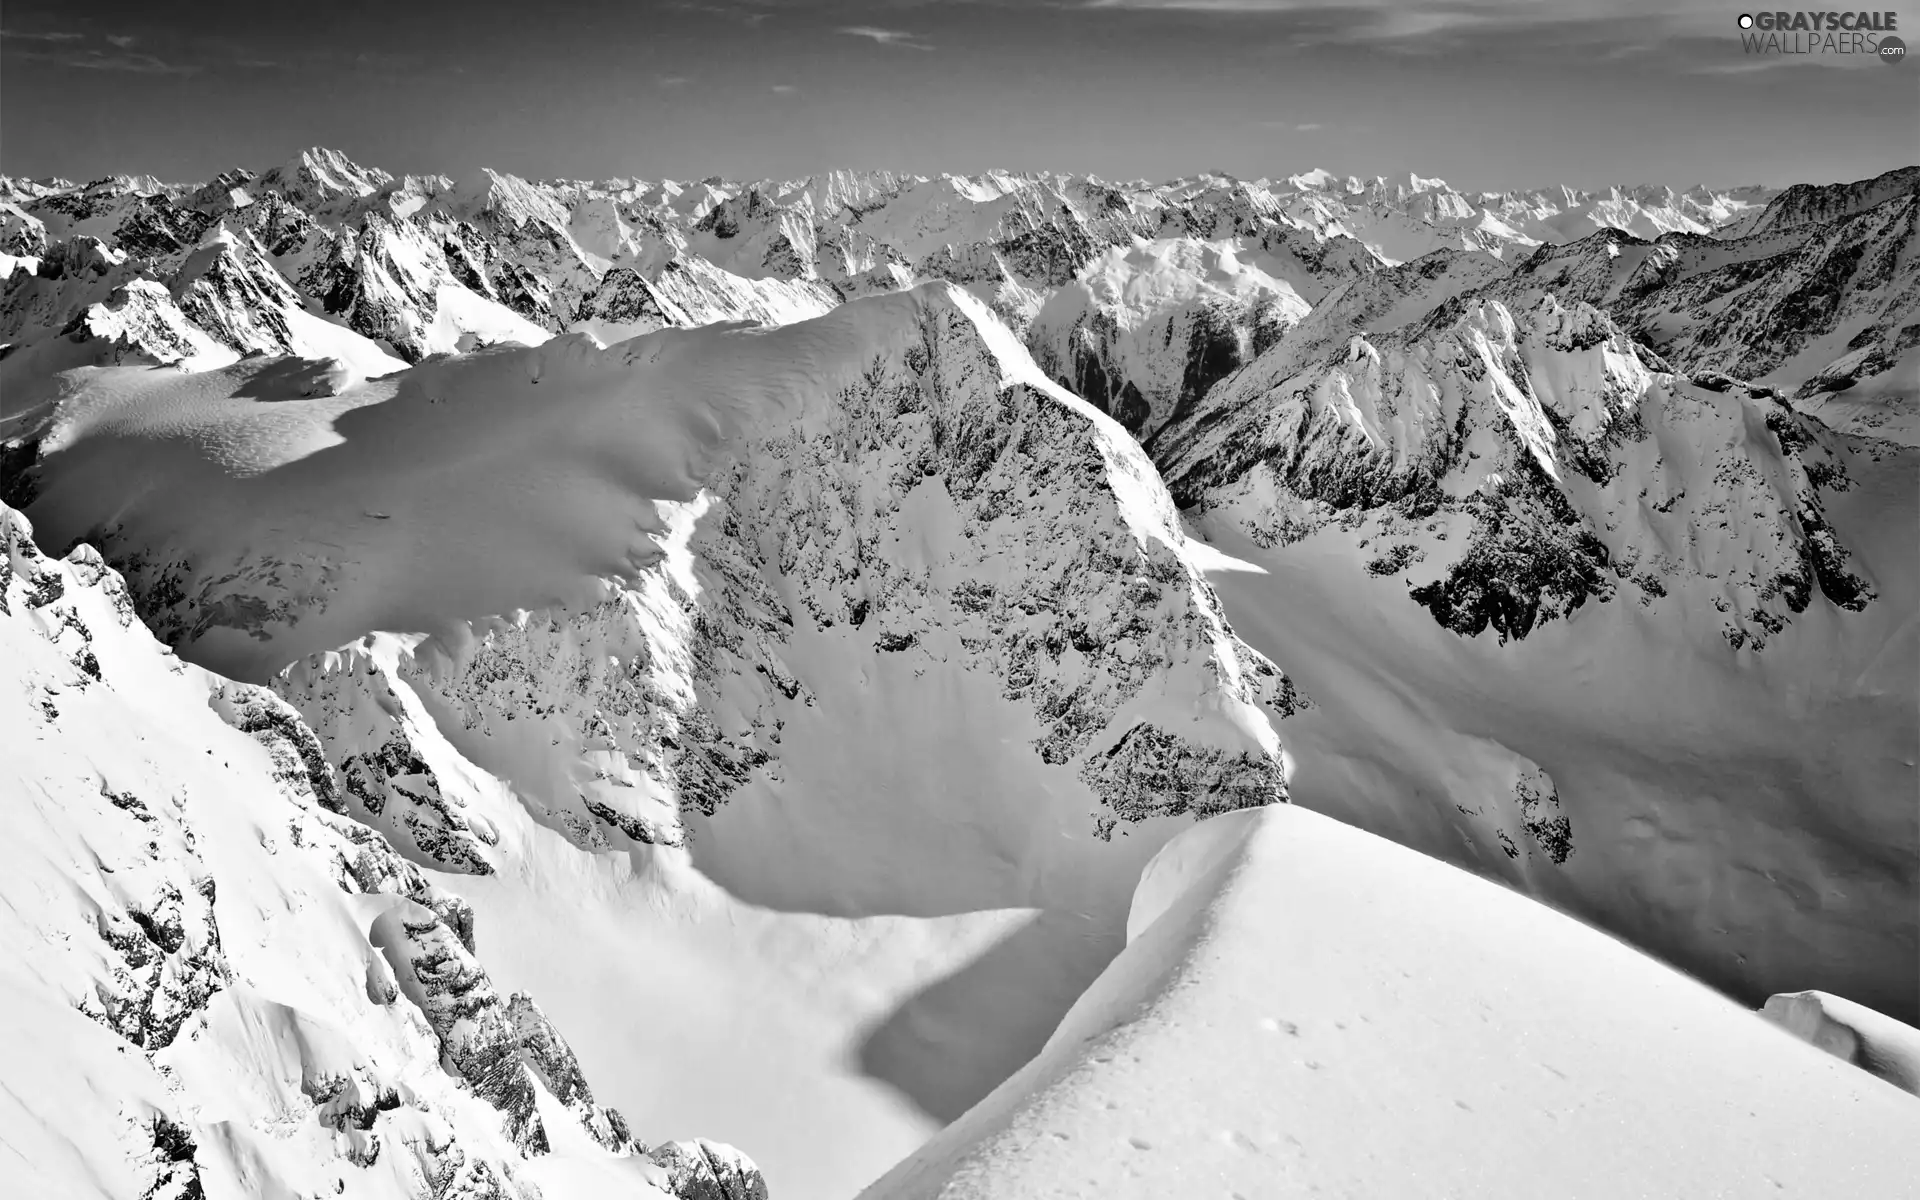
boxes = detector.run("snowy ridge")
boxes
[1619,192,1919,444]
[17,283,1300,860]
[863,805,1920,1199]
[1724,164,1920,238]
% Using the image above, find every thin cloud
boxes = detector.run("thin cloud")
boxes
[667,2,772,26]
[1077,1,1747,47]
[0,29,86,41]
[840,26,934,50]
[1688,52,1862,75]
[107,34,137,48]
[1296,122,1323,131]
[656,74,692,87]
[770,83,799,94]
[13,47,193,73]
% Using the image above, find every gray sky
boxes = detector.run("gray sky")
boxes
[3,0,1915,190]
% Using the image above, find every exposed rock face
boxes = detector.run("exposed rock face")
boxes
[646,1140,770,1200]
[206,678,344,812]
[280,643,501,873]
[1081,722,1290,840]
[504,992,635,1151]
[373,902,553,1154]
[171,225,307,356]
[61,278,228,365]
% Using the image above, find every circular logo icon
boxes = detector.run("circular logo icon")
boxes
[1737,13,1754,29]
[1881,35,1907,64]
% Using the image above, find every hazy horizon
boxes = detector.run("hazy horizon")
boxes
[4,0,1916,192]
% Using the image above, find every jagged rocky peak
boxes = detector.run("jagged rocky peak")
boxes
[1157,285,1879,649]
[2,200,48,259]
[62,277,232,365]
[257,145,394,212]
[646,1140,770,1200]
[443,165,578,231]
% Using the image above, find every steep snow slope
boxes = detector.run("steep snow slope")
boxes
[865,804,1920,1199]
[0,505,772,1200]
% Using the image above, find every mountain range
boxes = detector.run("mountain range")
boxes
[1,149,1915,1200]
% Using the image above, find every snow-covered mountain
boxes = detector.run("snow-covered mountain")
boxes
[2,151,1916,1200]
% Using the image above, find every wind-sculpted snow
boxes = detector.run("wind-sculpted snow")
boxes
[863,805,1920,1200]
[0,502,760,1200]
[1762,990,1920,1096]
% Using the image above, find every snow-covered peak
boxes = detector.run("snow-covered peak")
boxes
[1284,167,1341,192]
[443,167,577,231]
[257,147,394,213]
